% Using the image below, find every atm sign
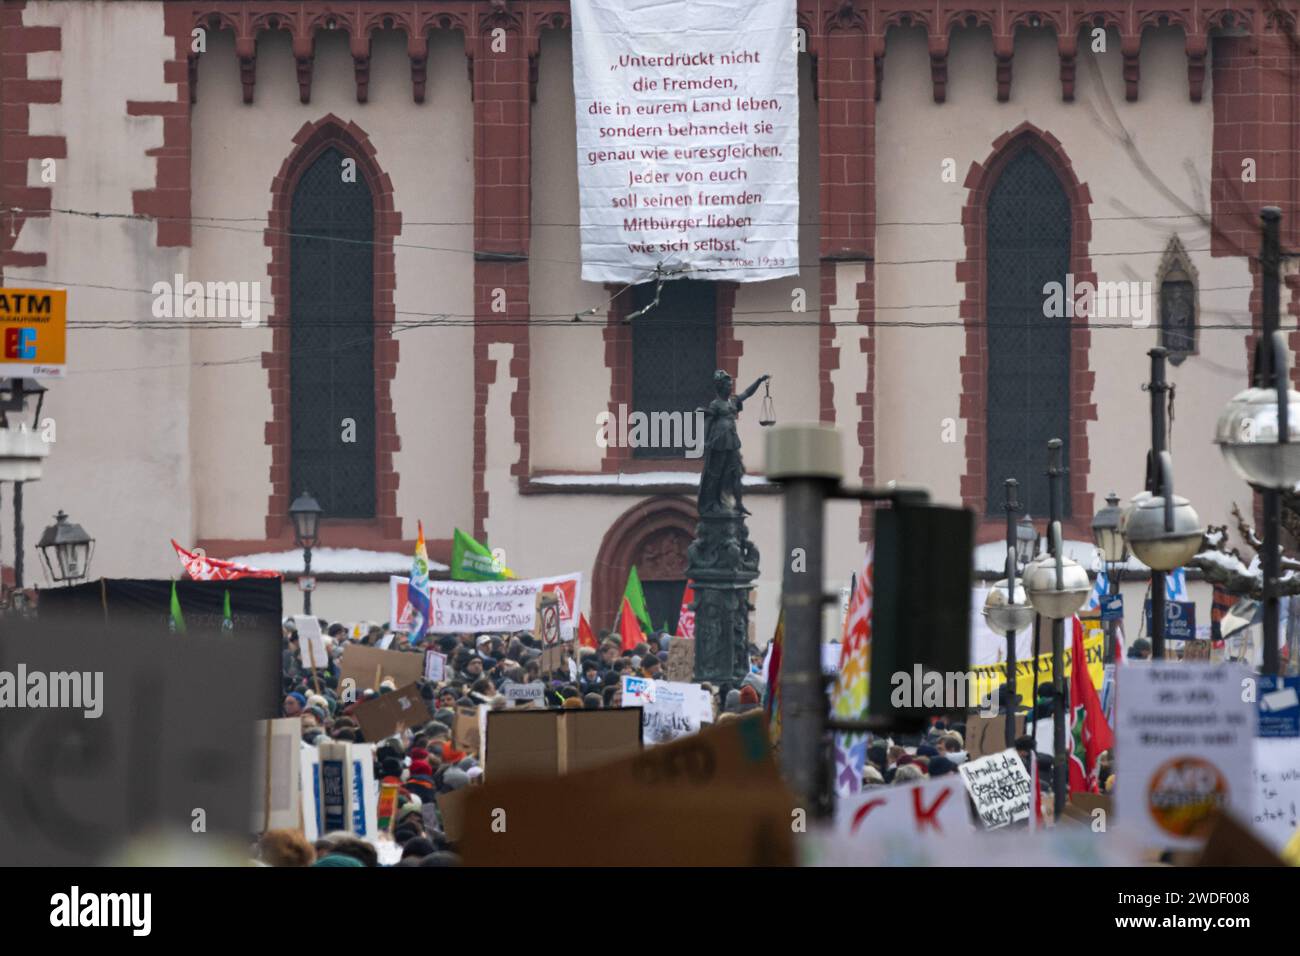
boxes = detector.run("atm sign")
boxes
[0,288,66,378]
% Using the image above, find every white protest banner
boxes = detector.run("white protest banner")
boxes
[635,679,713,745]
[621,675,656,706]
[295,615,327,670]
[958,748,1033,829]
[424,649,447,683]
[502,681,546,708]
[836,774,971,840]
[1115,662,1256,853]
[570,0,798,283]
[1252,737,1300,852]
[300,742,321,842]
[391,572,583,636]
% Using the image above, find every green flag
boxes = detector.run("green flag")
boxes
[222,589,233,632]
[169,580,186,634]
[622,565,653,635]
[451,528,514,581]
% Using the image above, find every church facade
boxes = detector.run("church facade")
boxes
[2,0,1298,638]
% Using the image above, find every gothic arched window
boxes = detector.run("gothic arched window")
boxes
[1157,236,1198,366]
[289,145,376,517]
[984,148,1072,517]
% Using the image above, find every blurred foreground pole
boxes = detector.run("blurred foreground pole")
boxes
[766,424,843,816]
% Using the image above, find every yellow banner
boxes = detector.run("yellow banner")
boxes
[0,288,66,378]
[970,624,1105,710]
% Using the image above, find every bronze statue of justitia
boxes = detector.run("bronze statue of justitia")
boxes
[697,370,771,517]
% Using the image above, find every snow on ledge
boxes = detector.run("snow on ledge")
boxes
[228,547,446,575]
[532,472,773,488]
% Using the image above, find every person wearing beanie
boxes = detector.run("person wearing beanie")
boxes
[312,853,364,867]
[282,691,307,717]
[401,837,436,860]
[583,692,603,709]
[408,759,434,779]
[723,689,741,713]
[927,755,957,777]
[738,685,761,712]
[440,767,470,792]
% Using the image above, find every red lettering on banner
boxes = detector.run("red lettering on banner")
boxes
[849,798,887,833]
[912,787,952,831]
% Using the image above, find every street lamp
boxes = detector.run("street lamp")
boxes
[1091,492,1129,664]
[1214,208,1300,675]
[36,510,94,586]
[1016,514,1039,567]
[983,479,1036,749]
[289,489,322,615]
[1023,440,1090,820]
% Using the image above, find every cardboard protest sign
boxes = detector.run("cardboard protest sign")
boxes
[0,620,267,865]
[958,749,1034,829]
[423,649,446,683]
[300,744,321,842]
[665,637,696,683]
[351,683,431,742]
[339,644,425,694]
[460,713,793,866]
[252,718,302,833]
[837,774,971,840]
[1252,737,1300,852]
[1115,663,1256,853]
[965,713,1025,760]
[540,641,576,676]
[454,704,486,755]
[485,708,643,779]
[436,787,470,843]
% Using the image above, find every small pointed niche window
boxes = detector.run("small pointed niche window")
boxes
[1157,236,1198,366]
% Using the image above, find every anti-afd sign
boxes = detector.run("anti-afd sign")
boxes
[0,288,66,378]
[1144,599,1196,641]
[570,0,799,283]
[836,774,971,840]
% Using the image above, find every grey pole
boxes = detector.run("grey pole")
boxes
[1047,438,1067,819]
[1003,478,1020,749]
[1260,207,1282,676]
[766,424,843,818]
[1146,347,1169,660]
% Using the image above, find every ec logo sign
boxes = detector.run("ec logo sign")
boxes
[4,326,36,359]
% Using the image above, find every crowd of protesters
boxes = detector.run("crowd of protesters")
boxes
[257,616,768,866]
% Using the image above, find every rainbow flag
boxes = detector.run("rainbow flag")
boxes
[831,549,873,796]
[407,522,432,643]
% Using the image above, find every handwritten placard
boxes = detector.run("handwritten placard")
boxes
[958,748,1033,829]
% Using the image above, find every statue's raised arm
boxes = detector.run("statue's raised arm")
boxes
[736,373,770,405]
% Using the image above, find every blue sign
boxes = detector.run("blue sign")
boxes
[1258,675,1300,738]
[321,758,347,833]
[1100,594,1124,622]
[1143,599,1196,641]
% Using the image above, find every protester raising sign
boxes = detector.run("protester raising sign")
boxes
[622,676,713,745]
[390,572,582,636]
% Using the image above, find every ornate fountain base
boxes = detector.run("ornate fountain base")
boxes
[686,511,760,685]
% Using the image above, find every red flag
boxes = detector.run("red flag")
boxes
[617,596,642,652]
[172,540,279,582]
[577,613,598,651]
[1067,616,1114,793]
[675,582,696,638]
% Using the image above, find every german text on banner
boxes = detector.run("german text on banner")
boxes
[570,0,799,283]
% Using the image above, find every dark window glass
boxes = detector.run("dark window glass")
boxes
[630,279,717,459]
[289,146,375,518]
[1160,278,1196,364]
[985,149,1072,518]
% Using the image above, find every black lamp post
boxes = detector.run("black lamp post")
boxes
[1091,492,1128,663]
[983,480,1035,750]
[36,510,94,586]
[1127,348,1203,660]
[1216,208,1300,676]
[289,489,322,615]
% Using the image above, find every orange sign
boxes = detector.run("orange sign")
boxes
[0,288,66,378]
